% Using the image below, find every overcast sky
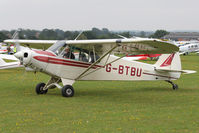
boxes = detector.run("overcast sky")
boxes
[0,0,198,31]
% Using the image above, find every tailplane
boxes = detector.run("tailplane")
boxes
[154,52,196,75]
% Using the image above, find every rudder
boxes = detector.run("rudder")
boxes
[154,52,181,71]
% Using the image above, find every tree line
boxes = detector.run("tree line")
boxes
[0,28,169,42]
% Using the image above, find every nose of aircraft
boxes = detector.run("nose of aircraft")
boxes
[14,50,32,66]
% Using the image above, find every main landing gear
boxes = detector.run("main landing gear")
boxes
[35,77,75,97]
[165,80,178,90]
[61,85,74,97]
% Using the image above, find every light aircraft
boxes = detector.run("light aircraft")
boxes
[124,54,161,61]
[179,43,199,55]
[0,43,8,54]
[4,38,196,97]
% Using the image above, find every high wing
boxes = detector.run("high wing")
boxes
[65,38,179,55]
[4,38,179,55]
[4,39,57,49]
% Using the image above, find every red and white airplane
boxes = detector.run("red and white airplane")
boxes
[0,44,8,54]
[124,54,161,61]
[4,38,196,97]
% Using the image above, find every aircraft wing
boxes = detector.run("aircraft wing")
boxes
[0,54,19,61]
[4,38,179,54]
[4,39,58,49]
[65,38,179,55]
[0,57,22,70]
[4,39,57,45]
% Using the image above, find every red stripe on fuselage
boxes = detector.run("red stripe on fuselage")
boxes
[33,56,103,69]
[33,56,49,62]
[48,57,102,67]
[33,50,56,57]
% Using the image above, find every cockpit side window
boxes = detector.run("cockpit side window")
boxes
[61,46,75,60]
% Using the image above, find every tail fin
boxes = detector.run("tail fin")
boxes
[154,52,181,71]
[154,52,196,75]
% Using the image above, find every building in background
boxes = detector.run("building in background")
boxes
[164,32,199,41]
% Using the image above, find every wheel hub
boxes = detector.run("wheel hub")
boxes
[66,89,72,95]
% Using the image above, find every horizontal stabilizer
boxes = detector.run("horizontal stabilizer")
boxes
[155,68,196,74]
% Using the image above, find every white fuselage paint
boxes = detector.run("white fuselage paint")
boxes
[27,50,180,81]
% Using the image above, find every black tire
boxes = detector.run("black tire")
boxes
[172,84,178,90]
[36,83,48,94]
[61,85,74,97]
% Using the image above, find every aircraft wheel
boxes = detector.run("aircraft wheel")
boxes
[172,84,178,90]
[61,85,74,97]
[36,83,48,94]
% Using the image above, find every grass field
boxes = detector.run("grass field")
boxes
[0,54,199,133]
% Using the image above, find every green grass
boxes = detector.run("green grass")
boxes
[0,54,199,133]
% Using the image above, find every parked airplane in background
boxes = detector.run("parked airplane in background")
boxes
[179,43,199,55]
[172,40,199,55]
[4,38,196,97]
[124,54,161,61]
[0,43,15,54]
[0,43,8,54]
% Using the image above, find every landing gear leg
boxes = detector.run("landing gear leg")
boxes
[165,80,178,90]
[35,77,61,95]
[36,83,48,94]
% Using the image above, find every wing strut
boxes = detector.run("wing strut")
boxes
[75,44,119,80]
[78,55,126,79]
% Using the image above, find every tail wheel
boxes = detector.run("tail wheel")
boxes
[36,83,48,94]
[61,85,74,97]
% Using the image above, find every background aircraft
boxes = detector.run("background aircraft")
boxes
[124,54,161,60]
[179,43,199,55]
[0,43,8,54]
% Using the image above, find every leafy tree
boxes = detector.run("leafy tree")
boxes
[150,30,169,38]
[140,31,146,37]
[39,29,58,40]
[0,32,8,42]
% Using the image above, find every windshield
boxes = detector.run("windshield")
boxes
[47,41,67,55]
[47,41,100,62]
